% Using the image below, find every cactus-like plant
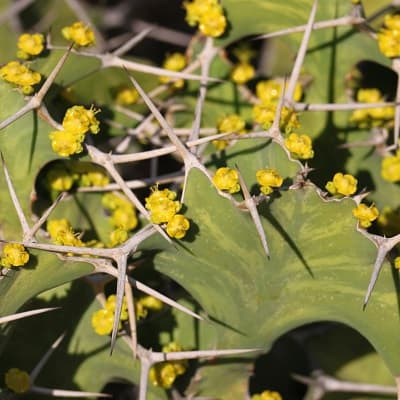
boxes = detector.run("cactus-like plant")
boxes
[2,0,400,399]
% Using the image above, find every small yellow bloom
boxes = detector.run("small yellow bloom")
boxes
[325,172,358,196]
[183,0,226,37]
[139,295,163,311]
[284,133,314,159]
[105,294,129,321]
[230,62,255,84]
[252,390,282,400]
[381,151,400,182]
[159,52,187,89]
[49,129,84,157]
[353,203,379,228]
[0,60,41,92]
[62,105,100,135]
[252,103,299,133]
[149,342,188,388]
[256,168,283,195]
[5,368,30,393]
[256,79,302,103]
[102,192,133,211]
[394,256,400,269]
[46,165,76,192]
[109,228,128,247]
[115,87,139,105]
[17,33,45,59]
[1,243,29,268]
[47,219,85,247]
[145,188,181,224]
[110,207,138,231]
[378,14,400,58]
[213,114,246,150]
[166,214,190,239]
[62,21,95,47]
[91,308,114,335]
[212,167,240,193]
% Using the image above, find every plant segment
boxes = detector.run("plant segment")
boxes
[1,1,400,399]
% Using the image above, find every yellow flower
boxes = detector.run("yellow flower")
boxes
[115,87,139,105]
[230,62,255,84]
[109,228,128,247]
[212,167,240,193]
[49,129,84,157]
[62,21,95,47]
[166,214,190,239]
[256,79,302,103]
[105,294,129,321]
[110,207,138,231]
[73,163,109,187]
[91,309,114,335]
[198,6,227,37]
[350,88,394,128]
[1,243,29,268]
[62,105,100,135]
[352,203,379,228]
[159,52,187,89]
[145,188,181,224]
[252,390,282,400]
[102,192,133,211]
[213,114,246,150]
[378,14,400,58]
[183,0,226,37]
[139,295,163,311]
[5,368,30,393]
[256,168,283,195]
[381,151,400,182]
[284,133,314,159]
[0,60,41,93]
[149,342,188,388]
[395,256,400,269]
[252,103,299,133]
[47,219,85,247]
[46,165,76,192]
[325,172,358,196]
[17,33,45,59]
[149,363,177,389]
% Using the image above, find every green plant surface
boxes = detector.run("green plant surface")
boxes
[140,163,400,382]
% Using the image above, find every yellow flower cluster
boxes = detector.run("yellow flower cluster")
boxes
[256,79,302,104]
[46,161,109,192]
[115,87,140,106]
[212,167,240,193]
[135,295,163,319]
[352,203,379,228]
[252,103,300,133]
[183,0,227,37]
[256,168,283,195]
[49,105,100,157]
[17,33,45,59]
[0,60,41,94]
[5,368,30,393]
[0,243,30,268]
[91,294,128,336]
[381,150,400,182]
[47,219,85,247]
[284,133,314,159]
[159,52,187,89]
[350,88,394,128]
[145,187,190,239]
[377,13,400,58]
[251,390,282,400]
[395,256,400,269]
[325,172,358,196]
[62,21,95,47]
[102,192,138,240]
[213,113,246,150]
[149,342,188,389]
